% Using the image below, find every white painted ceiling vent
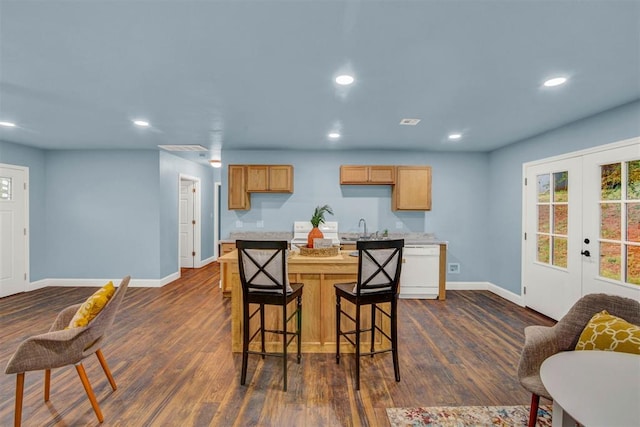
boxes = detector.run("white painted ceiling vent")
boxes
[157,145,209,152]
[399,118,421,126]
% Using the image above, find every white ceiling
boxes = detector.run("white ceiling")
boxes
[1,0,639,162]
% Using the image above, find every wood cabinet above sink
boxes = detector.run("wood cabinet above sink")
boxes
[340,165,395,184]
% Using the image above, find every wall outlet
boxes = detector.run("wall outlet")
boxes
[235,220,243,228]
[395,221,403,229]
[256,220,264,228]
[448,263,460,274]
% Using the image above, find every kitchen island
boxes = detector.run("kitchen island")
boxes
[218,250,391,353]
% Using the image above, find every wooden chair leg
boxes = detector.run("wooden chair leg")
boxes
[336,295,341,364]
[391,299,400,382]
[260,304,266,359]
[95,349,117,391]
[282,302,288,392]
[14,373,24,427]
[528,393,540,427]
[75,363,104,423]
[370,304,376,356]
[241,303,250,385]
[44,369,51,401]
[297,295,302,363]
[355,304,361,391]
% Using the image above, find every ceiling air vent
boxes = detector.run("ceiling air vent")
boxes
[158,145,208,152]
[399,118,421,126]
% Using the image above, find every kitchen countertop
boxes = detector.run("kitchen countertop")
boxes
[221,231,447,246]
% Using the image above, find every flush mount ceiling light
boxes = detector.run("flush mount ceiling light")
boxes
[543,76,568,87]
[0,121,16,127]
[158,144,209,152]
[399,118,421,126]
[328,132,341,139]
[335,74,354,85]
[209,159,222,168]
[448,133,462,141]
[133,119,150,127]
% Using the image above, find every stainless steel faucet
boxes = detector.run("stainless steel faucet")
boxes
[358,218,367,237]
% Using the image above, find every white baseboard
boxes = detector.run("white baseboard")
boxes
[446,281,524,306]
[30,272,181,289]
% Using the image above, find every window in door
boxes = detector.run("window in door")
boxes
[600,160,640,285]
[536,171,569,268]
[0,177,11,200]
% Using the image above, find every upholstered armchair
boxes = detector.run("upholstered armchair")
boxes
[5,276,130,426]
[517,293,640,427]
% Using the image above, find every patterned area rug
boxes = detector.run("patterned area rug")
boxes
[386,405,552,426]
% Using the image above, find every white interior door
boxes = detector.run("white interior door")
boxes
[524,157,583,320]
[180,180,195,268]
[0,164,28,297]
[582,143,640,299]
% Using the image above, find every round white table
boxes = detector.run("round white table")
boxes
[540,351,640,427]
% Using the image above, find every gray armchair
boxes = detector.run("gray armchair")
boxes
[5,276,130,426]
[517,293,640,427]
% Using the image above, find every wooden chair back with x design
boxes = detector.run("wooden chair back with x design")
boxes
[334,239,404,390]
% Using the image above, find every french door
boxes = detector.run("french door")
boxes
[523,139,640,320]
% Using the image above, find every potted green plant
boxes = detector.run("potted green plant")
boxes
[307,204,333,248]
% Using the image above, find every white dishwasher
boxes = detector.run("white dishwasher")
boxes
[399,245,440,299]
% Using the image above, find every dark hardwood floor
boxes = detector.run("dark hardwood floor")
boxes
[0,263,554,426]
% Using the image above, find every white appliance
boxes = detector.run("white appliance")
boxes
[291,221,340,247]
[399,245,440,299]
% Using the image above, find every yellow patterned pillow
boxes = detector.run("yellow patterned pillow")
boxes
[68,281,116,328]
[575,310,640,354]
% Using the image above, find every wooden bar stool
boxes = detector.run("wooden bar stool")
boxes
[236,240,303,391]
[335,239,403,390]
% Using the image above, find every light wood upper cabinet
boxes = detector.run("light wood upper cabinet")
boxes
[228,165,250,210]
[247,165,293,193]
[340,165,395,184]
[392,166,432,211]
[228,164,293,210]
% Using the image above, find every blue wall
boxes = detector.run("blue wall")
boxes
[221,150,491,282]
[0,143,216,281]
[488,100,640,294]
[44,150,162,279]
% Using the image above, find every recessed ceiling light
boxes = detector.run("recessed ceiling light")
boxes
[399,118,421,126]
[328,132,341,139]
[448,133,462,141]
[133,119,150,127]
[335,75,354,85]
[543,77,568,87]
[0,121,16,127]
[209,160,222,168]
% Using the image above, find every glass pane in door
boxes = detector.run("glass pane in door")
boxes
[553,237,568,268]
[553,171,568,202]
[600,203,621,239]
[627,245,640,285]
[553,205,568,234]
[601,163,621,200]
[537,174,550,202]
[0,177,11,201]
[600,242,621,281]
[538,205,550,233]
[628,203,640,242]
[628,160,640,199]
[537,235,550,263]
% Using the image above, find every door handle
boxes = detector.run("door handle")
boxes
[581,250,591,257]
